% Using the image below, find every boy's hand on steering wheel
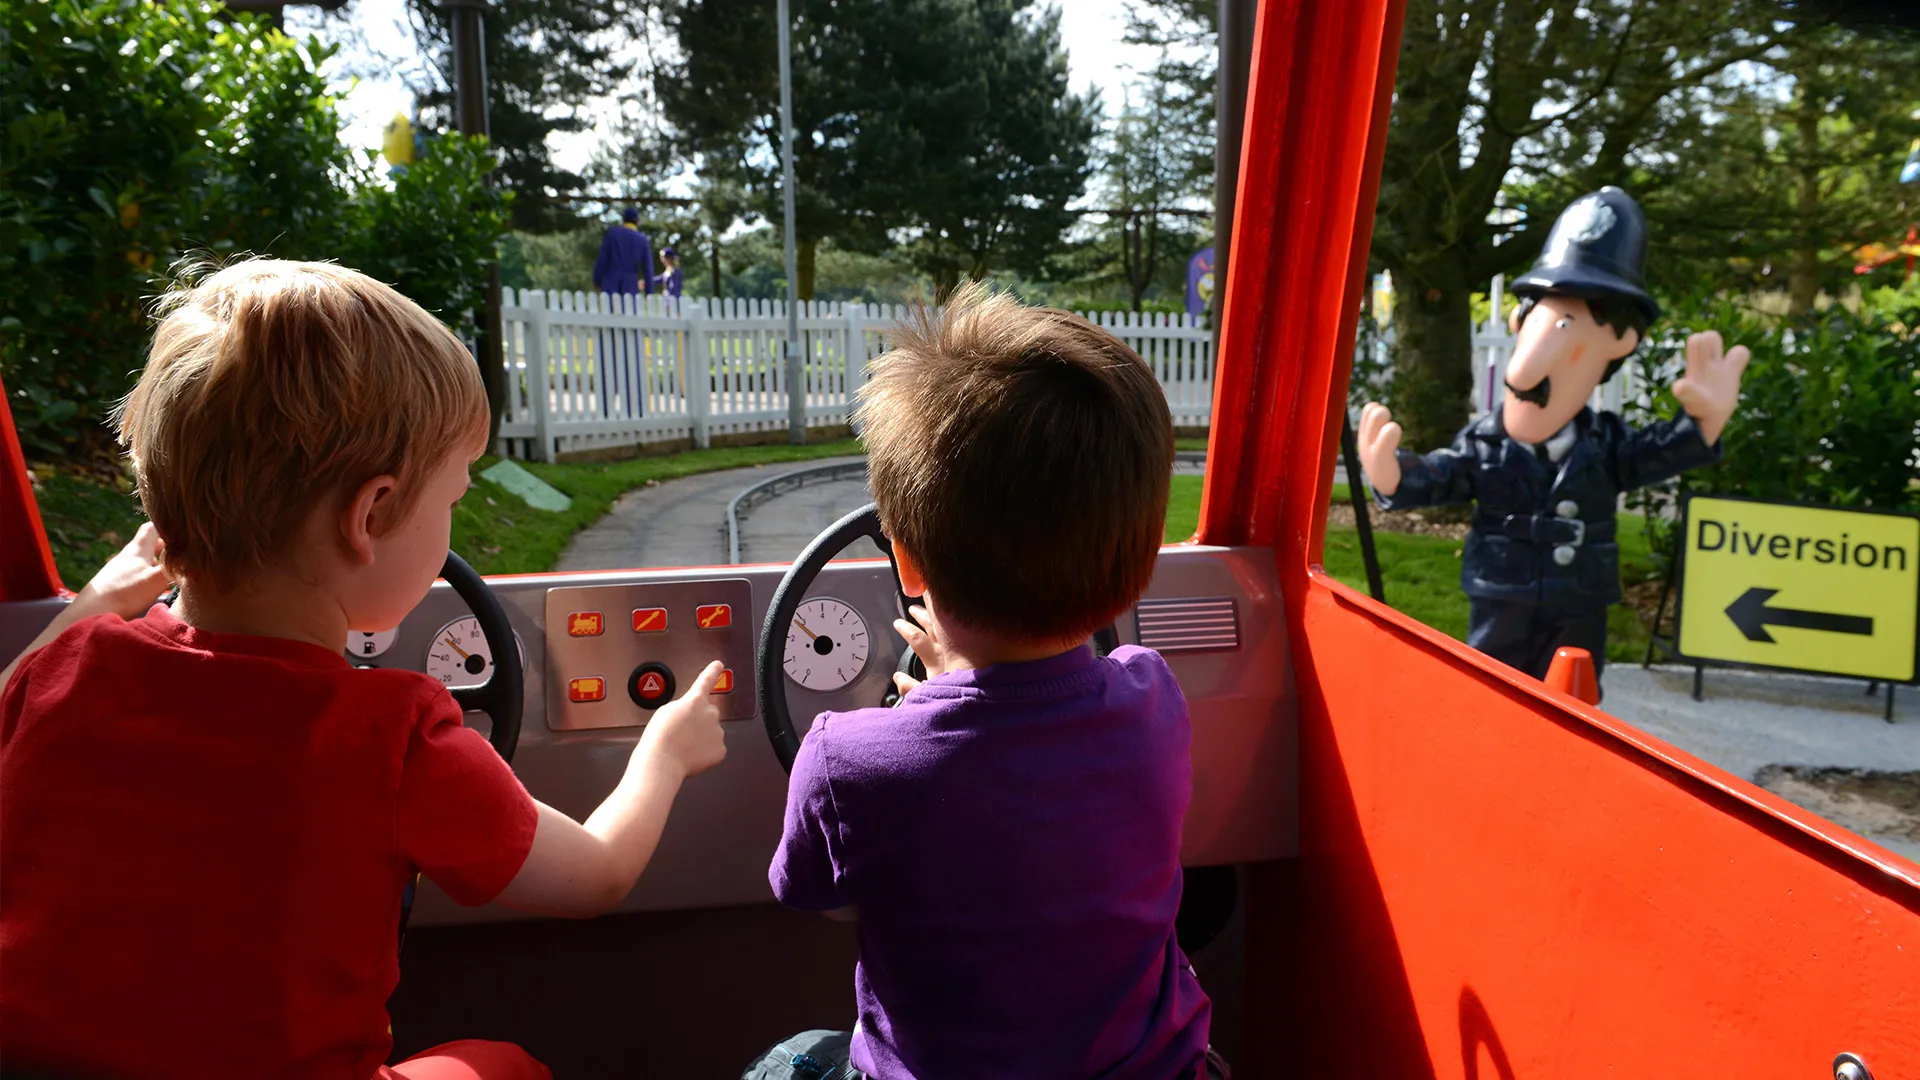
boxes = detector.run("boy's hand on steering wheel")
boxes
[891,604,956,697]
[75,523,173,621]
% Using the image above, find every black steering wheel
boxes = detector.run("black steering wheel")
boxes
[440,551,523,763]
[755,505,1119,774]
[757,504,911,773]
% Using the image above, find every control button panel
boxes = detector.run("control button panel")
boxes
[544,578,755,731]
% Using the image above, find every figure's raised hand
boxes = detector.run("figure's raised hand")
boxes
[1356,402,1403,496]
[1671,330,1750,446]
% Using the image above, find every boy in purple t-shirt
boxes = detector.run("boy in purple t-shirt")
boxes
[761,285,1216,1080]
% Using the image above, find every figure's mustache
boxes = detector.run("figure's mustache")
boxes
[1506,376,1551,407]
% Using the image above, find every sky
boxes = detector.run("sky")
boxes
[289,0,1166,179]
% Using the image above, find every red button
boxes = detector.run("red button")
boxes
[712,668,734,694]
[568,676,606,702]
[632,608,668,633]
[695,604,732,630]
[567,611,604,637]
[640,672,664,695]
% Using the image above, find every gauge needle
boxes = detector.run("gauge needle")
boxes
[443,635,472,660]
[794,617,818,641]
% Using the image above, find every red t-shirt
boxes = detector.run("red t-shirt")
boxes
[0,607,539,1079]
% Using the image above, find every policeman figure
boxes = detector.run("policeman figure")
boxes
[1356,187,1751,686]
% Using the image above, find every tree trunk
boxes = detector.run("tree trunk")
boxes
[1787,95,1823,315]
[797,237,817,301]
[710,237,723,298]
[1385,265,1476,452]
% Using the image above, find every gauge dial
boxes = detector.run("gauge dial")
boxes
[424,617,521,689]
[346,628,398,660]
[784,597,871,693]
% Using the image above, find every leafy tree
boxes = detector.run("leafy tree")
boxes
[659,0,1095,299]
[1101,71,1212,311]
[2,0,508,458]
[889,0,1096,296]
[1121,0,1217,204]
[1,0,350,456]
[341,136,512,335]
[1649,20,1920,311]
[404,0,654,232]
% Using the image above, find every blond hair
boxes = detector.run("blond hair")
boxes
[115,259,489,591]
[855,283,1174,642]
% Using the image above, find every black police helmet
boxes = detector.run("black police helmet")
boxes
[1510,187,1659,325]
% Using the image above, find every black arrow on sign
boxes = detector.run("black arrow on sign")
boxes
[1724,587,1874,644]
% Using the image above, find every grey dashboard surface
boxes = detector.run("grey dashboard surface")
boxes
[0,547,1296,927]
[398,546,1295,926]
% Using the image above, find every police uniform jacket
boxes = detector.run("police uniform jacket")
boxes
[1375,406,1721,607]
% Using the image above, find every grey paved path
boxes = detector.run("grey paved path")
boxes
[1603,664,1919,861]
[555,457,870,572]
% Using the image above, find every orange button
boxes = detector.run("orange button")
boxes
[632,607,668,633]
[568,676,606,703]
[695,604,732,630]
[567,611,604,637]
[712,668,735,694]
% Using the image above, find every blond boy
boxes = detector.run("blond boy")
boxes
[0,261,726,1080]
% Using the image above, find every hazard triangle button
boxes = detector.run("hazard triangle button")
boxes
[627,663,675,709]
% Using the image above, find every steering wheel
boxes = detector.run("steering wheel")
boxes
[439,551,523,763]
[758,504,912,773]
[755,505,1120,774]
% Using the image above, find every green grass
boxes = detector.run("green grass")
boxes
[1163,474,1657,661]
[31,467,148,589]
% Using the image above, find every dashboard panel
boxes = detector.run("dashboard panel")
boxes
[0,547,1295,927]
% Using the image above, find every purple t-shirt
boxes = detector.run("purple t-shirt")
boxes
[770,644,1211,1079]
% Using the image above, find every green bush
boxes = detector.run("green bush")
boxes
[1625,293,1920,561]
[0,0,507,458]
[341,137,510,337]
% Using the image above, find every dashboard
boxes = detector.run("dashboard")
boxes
[0,548,1297,927]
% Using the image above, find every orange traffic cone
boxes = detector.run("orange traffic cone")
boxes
[1544,647,1600,705]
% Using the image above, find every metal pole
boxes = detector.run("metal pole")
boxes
[1210,0,1257,329]
[443,0,506,446]
[777,0,806,444]
[1339,411,1386,603]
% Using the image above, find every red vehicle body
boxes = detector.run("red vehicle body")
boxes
[3,1,1917,1076]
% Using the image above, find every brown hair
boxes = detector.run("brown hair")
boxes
[114,259,489,591]
[855,284,1174,642]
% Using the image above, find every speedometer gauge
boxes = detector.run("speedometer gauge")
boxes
[424,616,522,690]
[784,597,871,692]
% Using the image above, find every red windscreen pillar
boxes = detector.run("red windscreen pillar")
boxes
[0,376,66,601]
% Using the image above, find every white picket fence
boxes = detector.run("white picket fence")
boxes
[493,289,1217,461]
[490,277,1639,462]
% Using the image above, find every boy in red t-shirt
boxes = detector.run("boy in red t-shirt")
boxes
[0,260,727,1080]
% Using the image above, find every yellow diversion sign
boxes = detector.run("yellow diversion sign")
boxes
[1677,495,1920,683]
